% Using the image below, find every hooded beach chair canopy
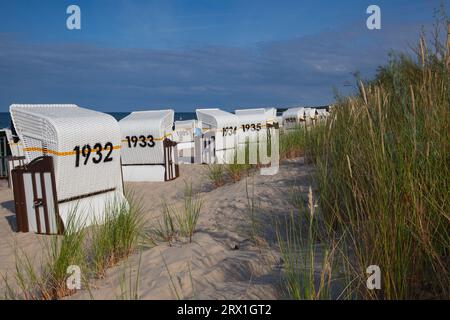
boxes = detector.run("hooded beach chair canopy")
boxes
[10,104,124,228]
[282,107,308,128]
[195,109,240,163]
[234,108,270,143]
[282,107,306,120]
[235,107,278,125]
[196,108,240,130]
[173,119,199,144]
[317,108,329,118]
[304,107,317,119]
[175,119,198,130]
[119,109,174,165]
[276,116,283,126]
[235,108,268,127]
[264,108,278,124]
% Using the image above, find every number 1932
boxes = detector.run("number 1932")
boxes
[73,142,114,167]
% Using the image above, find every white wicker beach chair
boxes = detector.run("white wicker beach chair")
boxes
[195,108,241,164]
[264,108,278,125]
[10,104,125,233]
[0,128,27,187]
[173,119,199,164]
[316,109,329,120]
[234,108,268,144]
[119,109,178,182]
[282,107,305,129]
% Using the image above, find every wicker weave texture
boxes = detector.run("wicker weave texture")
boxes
[196,108,241,150]
[173,120,198,143]
[119,110,174,165]
[264,108,277,124]
[235,108,269,143]
[196,108,241,129]
[10,104,123,201]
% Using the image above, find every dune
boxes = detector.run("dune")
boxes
[0,158,316,300]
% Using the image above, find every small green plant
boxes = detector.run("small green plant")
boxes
[161,252,181,300]
[245,178,260,243]
[226,147,252,182]
[2,197,144,299]
[150,202,177,246]
[226,162,245,182]
[3,250,44,300]
[206,164,225,187]
[42,213,88,298]
[2,211,87,300]
[90,195,144,278]
[118,252,142,300]
[150,184,202,244]
[175,183,203,243]
[187,262,197,299]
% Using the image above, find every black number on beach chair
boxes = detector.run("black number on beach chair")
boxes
[125,135,156,148]
[81,144,91,165]
[139,135,147,147]
[73,142,114,167]
[147,135,155,147]
[241,123,262,132]
[222,126,237,136]
[92,143,103,164]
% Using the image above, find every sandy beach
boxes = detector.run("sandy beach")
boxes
[0,158,316,300]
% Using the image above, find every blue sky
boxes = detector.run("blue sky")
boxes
[0,0,447,111]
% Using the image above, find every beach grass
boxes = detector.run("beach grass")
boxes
[161,252,182,300]
[226,149,252,182]
[245,178,261,244]
[279,125,307,160]
[206,164,226,187]
[2,211,87,299]
[150,183,202,244]
[303,22,449,299]
[276,188,335,300]
[175,183,203,243]
[226,161,246,182]
[2,195,146,299]
[42,213,88,298]
[118,252,142,300]
[89,194,144,278]
[150,202,177,245]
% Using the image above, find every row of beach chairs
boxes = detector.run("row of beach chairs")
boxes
[0,104,329,235]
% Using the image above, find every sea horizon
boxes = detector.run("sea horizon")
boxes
[0,111,198,129]
[0,108,294,129]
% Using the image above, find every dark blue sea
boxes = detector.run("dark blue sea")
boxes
[0,112,197,129]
